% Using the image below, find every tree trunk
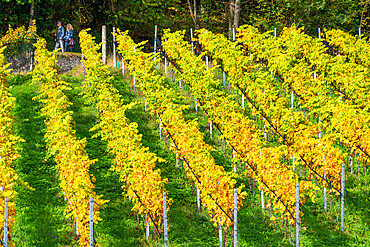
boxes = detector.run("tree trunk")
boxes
[194,0,197,28]
[29,0,35,26]
[187,0,197,28]
[228,0,235,39]
[233,0,241,29]
[199,0,202,22]
[360,0,370,29]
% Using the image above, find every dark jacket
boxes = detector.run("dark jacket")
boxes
[56,26,65,40]
[64,29,74,40]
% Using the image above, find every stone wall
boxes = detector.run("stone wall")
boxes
[7,53,33,74]
[8,52,82,74]
[56,53,82,73]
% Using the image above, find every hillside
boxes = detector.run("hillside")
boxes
[5,63,369,246]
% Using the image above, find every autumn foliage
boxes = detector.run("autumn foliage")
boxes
[0,45,24,246]
[32,38,107,246]
[79,29,169,233]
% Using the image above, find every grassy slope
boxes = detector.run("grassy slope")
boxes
[7,67,369,246]
[10,74,76,246]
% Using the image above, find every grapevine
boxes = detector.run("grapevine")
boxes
[1,23,37,59]
[161,30,317,224]
[281,26,370,161]
[32,38,107,246]
[197,29,345,196]
[237,25,370,165]
[79,29,170,233]
[116,29,246,229]
[324,29,370,69]
[0,45,25,246]
[284,26,370,162]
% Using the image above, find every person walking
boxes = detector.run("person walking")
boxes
[64,23,74,52]
[55,21,65,52]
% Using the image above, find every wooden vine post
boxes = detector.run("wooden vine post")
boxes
[163,191,168,247]
[296,183,299,247]
[4,197,8,247]
[341,163,345,231]
[234,188,237,247]
[113,27,116,68]
[102,25,106,64]
[218,219,223,247]
[90,198,94,247]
